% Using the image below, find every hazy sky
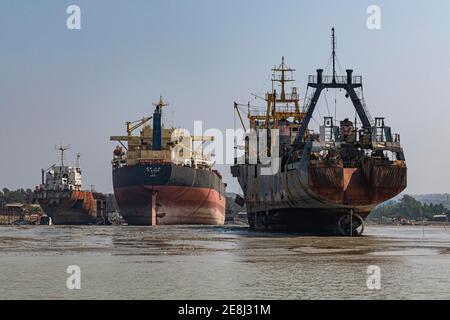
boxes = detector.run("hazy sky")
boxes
[1,0,450,194]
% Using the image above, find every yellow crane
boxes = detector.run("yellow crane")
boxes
[126,116,153,136]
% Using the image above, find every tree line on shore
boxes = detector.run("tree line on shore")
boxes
[0,188,33,207]
[370,195,449,220]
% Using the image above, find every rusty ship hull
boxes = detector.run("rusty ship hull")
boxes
[35,190,107,225]
[230,32,407,235]
[113,163,226,225]
[232,158,406,234]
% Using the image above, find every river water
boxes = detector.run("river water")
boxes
[0,224,449,300]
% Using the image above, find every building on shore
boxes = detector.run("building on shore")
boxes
[0,203,24,225]
[0,203,44,225]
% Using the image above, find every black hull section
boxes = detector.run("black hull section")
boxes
[247,208,370,236]
[113,163,224,191]
[38,205,94,225]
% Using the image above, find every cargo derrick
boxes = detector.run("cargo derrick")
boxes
[231,29,407,236]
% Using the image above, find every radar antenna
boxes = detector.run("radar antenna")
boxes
[153,95,169,112]
[55,144,70,166]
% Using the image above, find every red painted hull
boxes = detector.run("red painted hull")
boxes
[114,185,226,225]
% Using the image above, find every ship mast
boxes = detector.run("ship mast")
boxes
[243,57,303,130]
[332,27,337,84]
[271,57,296,104]
[75,153,81,168]
[265,57,298,124]
[153,95,169,113]
[56,145,70,167]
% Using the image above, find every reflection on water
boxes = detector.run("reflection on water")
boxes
[0,225,449,299]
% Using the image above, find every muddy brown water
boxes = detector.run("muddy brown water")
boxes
[0,225,449,299]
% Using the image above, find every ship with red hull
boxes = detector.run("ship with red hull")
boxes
[111,97,226,226]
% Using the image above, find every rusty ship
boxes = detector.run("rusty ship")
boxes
[231,29,407,235]
[33,146,108,225]
[110,97,226,225]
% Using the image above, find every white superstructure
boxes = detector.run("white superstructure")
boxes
[41,147,82,192]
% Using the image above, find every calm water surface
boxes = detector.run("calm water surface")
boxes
[1,224,449,299]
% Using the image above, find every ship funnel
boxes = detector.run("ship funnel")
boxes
[152,104,162,151]
[317,69,323,84]
[346,69,353,84]
[152,96,168,151]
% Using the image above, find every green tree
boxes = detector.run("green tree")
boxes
[370,195,446,220]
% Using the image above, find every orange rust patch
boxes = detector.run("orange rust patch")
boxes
[309,160,407,206]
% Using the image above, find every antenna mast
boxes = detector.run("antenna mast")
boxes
[153,95,169,112]
[332,27,337,83]
[75,153,81,168]
[271,56,295,102]
[56,144,71,166]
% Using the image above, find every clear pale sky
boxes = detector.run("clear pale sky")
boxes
[1,0,449,194]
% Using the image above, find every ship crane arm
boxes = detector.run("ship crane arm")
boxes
[126,116,153,136]
[234,102,247,131]
[234,101,264,131]
[41,164,56,184]
[192,136,214,142]
[110,116,153,151]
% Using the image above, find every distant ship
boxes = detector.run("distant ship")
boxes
[110,97,226,225]
[33,146,108,225]
[231,29,407,236]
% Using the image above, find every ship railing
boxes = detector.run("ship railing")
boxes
[272,74,295,82]
[250,107,299,117]
[308,75,362,85]
[249,110,268,117]
[265,93,299,101]
[137,159,172,165]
